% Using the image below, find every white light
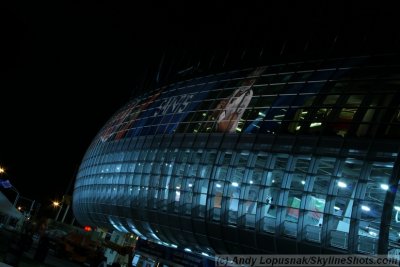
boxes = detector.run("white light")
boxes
[184,248,192,252]
[231,182,239,187]
[296,126,301,131]
[249,180,253,184]
[301,180,305,185]
[171,244,178,248]
[216,184,222,188]
[368,231,378,237]
[310,122,322,128]
[334,206,341,210]
[201,252,209,257]
[394,206,400,211]
[337,181,347,188]
[380,184,389,190]
[188,183,193,187]
[361,205,370,212]
[272,179,275,183]
[176,186,180,189]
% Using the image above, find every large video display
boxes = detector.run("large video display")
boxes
[96,57,372,144]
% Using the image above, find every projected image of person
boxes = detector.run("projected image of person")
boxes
[215,85,253,132]
[214,67,265,133]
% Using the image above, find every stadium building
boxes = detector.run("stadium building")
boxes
[72,52,400,262]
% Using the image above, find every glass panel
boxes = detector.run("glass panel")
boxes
[254,152,269,169]
[341,159,363,180]
[250,168,263,185]
[212,182,223,209]
[215,166,229,180]
[228,184,240,224]
[304,194,326,226]
[230,167,245,183]
[311,176,331,195]
[336,177,357,198]
[243,186,259,214]
[285,191,302,223]
[334,95,365,137]
[290,173,307,191]
[316,158,336,176]
[267,155,289,187]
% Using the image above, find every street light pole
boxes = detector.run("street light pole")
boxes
[55,204,63,221]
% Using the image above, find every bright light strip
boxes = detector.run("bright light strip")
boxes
[380,184,389,190]
[361,205,370,212]
[231,182,239,187]
[337,181,347,188]
[310,122,322,128]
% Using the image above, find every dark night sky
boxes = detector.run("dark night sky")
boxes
[0,2,398,216]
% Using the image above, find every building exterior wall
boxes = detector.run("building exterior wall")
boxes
[73,54,400,256]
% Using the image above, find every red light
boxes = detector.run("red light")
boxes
[84,226,92,232]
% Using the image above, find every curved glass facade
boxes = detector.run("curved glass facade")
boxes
[73,54,400,256]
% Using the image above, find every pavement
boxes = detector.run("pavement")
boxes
[0,228,82,267]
